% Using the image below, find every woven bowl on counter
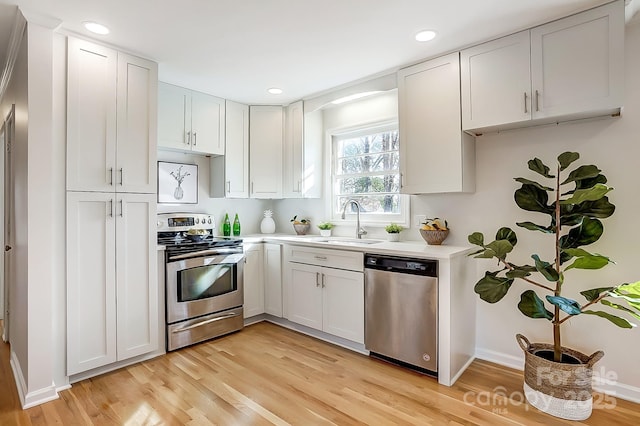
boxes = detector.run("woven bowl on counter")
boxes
[420,229,449,245]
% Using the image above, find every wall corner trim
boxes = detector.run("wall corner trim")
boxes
[9,349,59,409]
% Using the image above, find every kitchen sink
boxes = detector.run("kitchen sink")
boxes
[307,237,384,245]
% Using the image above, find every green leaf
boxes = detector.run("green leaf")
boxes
[581,197,616,219]
[557,152,580,171]
[516,221,554,233]
[546,295,582,315]
[531,254,560,282]
[583,310,636,328]
[485,240,514,260]
[580,287,615,302]
[518,290,554,320]
[575,174,608,190]
[473,250,497,259]
[506,268,532,279]
[474,272,514,303]
[560,184,613,205]
[468,232,484,247]
[559,217,603,250]
[514,184,552,214]
[600,300,640,321]
[495,227,517,246]
[611,281,640,312]
[528,158,554,178]
[514,177,553,191]
[561,165,601,185]
[563,248,612,271]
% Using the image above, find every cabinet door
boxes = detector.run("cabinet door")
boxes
[116,193,158,360]
[191,91,226,156]
[158,82,190,150]
[116,53,158,194]
[283,101,304,198]
[225,100,249,198]
[264,243,283,317]
[322,268,364,343]
[461,31,531,131]
[530,1,624,119]
[398,53,474,194]
[249,106,283,198]
[287,262,323,330]
[67,192,116,374]
[243,243,265,318]
[67,38,117,192]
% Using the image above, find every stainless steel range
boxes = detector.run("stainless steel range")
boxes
[157,213,244,351]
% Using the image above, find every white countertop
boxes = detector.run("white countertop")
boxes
[241,233,472,260]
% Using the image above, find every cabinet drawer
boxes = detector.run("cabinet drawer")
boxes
[286,245,363,272]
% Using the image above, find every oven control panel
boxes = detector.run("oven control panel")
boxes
[157,213,215,232]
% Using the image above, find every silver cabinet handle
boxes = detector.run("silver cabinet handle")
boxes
[226,181,231,192]
[186,131,191,145]
[524,92,528,114]
[314,255,328,261]
[119,168,123,185]
[321,273,325,288]
[119,200,123,217]
[400,173,404,189]
[535,90,540,112]
[109,167,114,185]
[316,272,320,287]
[171,312,239,333]
[109,199,114,217]
[193,131,197,146]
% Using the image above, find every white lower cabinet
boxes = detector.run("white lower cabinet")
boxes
[67,192,157,375]
[286,246,364,344]
[243,243,265,318]
[264,243,283,317]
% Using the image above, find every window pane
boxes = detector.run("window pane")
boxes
[336,195,400,214]
[337,152,399,175]
[336,175,399,195]
[336,130,399,156]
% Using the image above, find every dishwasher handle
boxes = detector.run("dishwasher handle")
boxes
[364,254,437,277]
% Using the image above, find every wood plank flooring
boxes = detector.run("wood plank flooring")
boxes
[1,321,639,425]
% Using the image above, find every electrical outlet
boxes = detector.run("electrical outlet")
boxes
[414,215,427,228]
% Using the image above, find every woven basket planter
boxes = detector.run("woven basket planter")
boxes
[293,223,310,235]
[516,334,604,420]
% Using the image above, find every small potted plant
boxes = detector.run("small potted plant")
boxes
[317,222,334,237]
[420,217,449,245]
[384,223,403,242]
[290,215,311,235]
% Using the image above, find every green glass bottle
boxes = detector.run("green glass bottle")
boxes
[233,213,241,236]
[222,213,231,237]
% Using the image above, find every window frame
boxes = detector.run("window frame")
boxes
[328,120,409,227]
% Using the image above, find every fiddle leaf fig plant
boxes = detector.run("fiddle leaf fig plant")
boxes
[468,152,640,362]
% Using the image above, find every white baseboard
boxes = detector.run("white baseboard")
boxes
[475,346,640,404]
[10,349,59,409]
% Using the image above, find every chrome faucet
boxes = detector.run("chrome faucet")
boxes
[341,199,368,239]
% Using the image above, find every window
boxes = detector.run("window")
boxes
[331,123,407,224]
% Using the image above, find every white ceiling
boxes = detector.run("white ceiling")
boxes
[0,0,620,104]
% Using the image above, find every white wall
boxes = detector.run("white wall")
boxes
[411,21,640,399]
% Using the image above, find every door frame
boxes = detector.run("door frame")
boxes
[1,104,15,343]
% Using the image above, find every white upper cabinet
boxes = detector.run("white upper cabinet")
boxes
[211,100,250,198]
[67,38,157,194]
[249,105,283,198]
[461,0,624,133]
[530,1,624,120]
[397,52,475,194]
[158,82,226,156]
[461,31,532,131]
[283,101,304,198]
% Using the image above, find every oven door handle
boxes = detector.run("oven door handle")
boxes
[171,312,240,333]
[168,248,243,261]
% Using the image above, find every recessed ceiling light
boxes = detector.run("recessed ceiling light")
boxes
[331,91,382,105]
[83,21,110,35]
[267,87,283,95]
[415,30,437,42]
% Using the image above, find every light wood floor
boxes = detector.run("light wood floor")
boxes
[1,321,639,425]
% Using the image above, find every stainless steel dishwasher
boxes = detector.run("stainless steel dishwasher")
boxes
[364,254,438,375]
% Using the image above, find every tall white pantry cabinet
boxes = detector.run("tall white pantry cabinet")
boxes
[66,37,159,376]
